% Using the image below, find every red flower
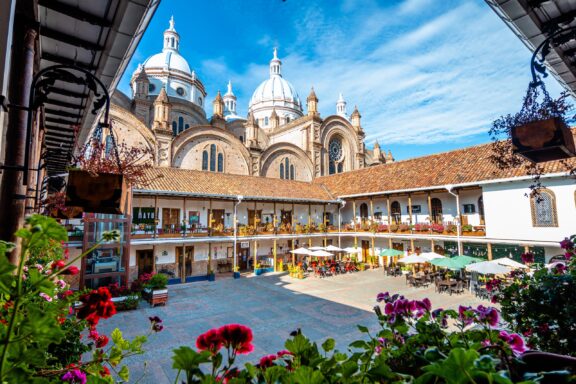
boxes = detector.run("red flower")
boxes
[51,260,66,270]
[277,350,293,357]
[521,252,534,264]
[218,324,253,354]
[63,266,79,275]
[76,287,116,326]
[196,329,223,354]
[258,354,278,369]
[96,335,109,348]
[100,366,110,377]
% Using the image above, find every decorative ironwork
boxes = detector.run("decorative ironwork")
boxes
[530,26,576,86]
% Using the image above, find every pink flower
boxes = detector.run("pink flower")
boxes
[560,238,574,250]
[62,369,87,384]
[39,292,52,302]
[521,252,534,264]
[51,260,66,270]
[63,266,79,275]
[218,324,254,355]
[258,354,278,369]
[196,328,223,355]
[498,331,526,355]
[56,279,67,289]
[35,264,43,272]
[475,305,499,327]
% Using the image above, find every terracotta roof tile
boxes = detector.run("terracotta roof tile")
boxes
[315,142,576,197]
[136,167,336,202]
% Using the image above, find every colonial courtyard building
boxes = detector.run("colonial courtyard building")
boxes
[66,17,576,289]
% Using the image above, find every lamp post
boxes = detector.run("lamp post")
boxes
[445,185,462,256]
[233,195,243,273]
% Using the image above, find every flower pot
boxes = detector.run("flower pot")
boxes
[512,117,576,162]
[65,169,128,214]
[208,273,216,282]
[150,289,168,307]
[233,272,240,279]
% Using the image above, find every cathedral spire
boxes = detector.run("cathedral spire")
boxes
[223,81,237,117]
[307,87,318,117]
[336,92,347,117]
[163,16,180,52]
[269,47,282,77]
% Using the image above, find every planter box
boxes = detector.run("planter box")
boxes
[149,289,168,307]
[512,117,576,163]
[254,267,274,276]
[65,170,127,214]
[208,273,216,282]
[233,272,241,279]
[111,295,140,311]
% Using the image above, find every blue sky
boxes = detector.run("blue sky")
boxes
[118,0,567,161]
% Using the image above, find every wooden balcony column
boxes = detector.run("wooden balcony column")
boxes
[386,196,391,233]
[370,197,375,260]
[408,194,413,225]
[427,192,432,223]
[153,195,158,239]
[308,203,312,247]
[487,243,493,261]
[273,201,277,233]
[253,240,258,273]
[208,242,212,274]
[291,202,295,234]
[182,196,186,237]
[273,238,277,272]
[208,199,213,237]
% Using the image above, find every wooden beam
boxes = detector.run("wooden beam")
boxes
[40,26,105,51]
[38,0,113,27]
[41,52,97,71]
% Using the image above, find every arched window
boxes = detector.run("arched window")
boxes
[391,201,401,224]
[217,153,224,172]
[280,157,295,180]
[328,137,343,175]
[185,124,189,130]
[239,135,243,143]
[198,97,202,106]
[264,116,269,126]
[209,144,216,172]
[172,121,177,136]
[286,116,290,123]
[202,151,208,170]
[280,163,284,179]
[203,144,224,173]
[170,37,174,47]
[178,116,184,133]
[531,190,558,227]
[290,164,295,180]
[431,198,443,224]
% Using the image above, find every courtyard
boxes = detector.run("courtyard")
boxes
[99,269,490,383]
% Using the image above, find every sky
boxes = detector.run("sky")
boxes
[117,0,568,161]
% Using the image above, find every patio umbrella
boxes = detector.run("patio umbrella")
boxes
[494,257,529,269]
[343,247,362,254]
[419,252,445,261]
[379,248,404,257]
[397,254,428,264]
[309,246,326,251]
[431,255,482,270]
[310,250,334,257]
[290,247,312,255]
[325,245,344,252]
[466,260,510,275]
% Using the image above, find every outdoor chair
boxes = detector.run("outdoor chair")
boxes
[450,281,464,295]
[405,272,413,285]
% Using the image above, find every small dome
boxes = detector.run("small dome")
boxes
[142,51,192,75]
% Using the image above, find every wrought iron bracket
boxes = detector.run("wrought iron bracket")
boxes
[530,25,576,86]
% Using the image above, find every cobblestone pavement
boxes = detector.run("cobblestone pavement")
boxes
[99,269,489,383]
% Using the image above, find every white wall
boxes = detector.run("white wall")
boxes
[484,178,576,243]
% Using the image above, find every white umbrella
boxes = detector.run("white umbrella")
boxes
[343,247,362,254]
[309,246,326,251]
[290,247,312,255]
[325,245,344,252]
[398,254,428,264]
[465,261,510,275]
[419,252,445,261]
[310,250,334,257]
[494,257,529,269]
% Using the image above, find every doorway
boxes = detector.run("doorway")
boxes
[237,242,250,270]
[210,209,225,230]
[361,240,370,260]
[136,249,154,276]
[431,198,443,224]
[176,246,194,282]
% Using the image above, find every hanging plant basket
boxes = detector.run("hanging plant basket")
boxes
[512,117,576,163]
[65,169,128,214]
[49,206,83,220]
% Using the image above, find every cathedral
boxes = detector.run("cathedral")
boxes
[110,17,394,181]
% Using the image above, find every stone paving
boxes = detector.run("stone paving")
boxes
[99,269,489,383]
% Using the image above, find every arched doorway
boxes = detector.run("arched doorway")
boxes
[431,198,443,224]
[391,201,401,224]
[359,203,368,222]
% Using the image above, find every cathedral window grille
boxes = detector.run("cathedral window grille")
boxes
[202,151,208,170]
[328,137,344,175]
[280,157,295,180]
[178,116,184,133]
[210,144,216,171]
[217,153,224,172]
[531,190,558,227]
[203,144,224,173]
[172,121,177,136]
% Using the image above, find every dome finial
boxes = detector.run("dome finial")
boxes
[269,47,282,77]
[336,92,347,117]
[169,15,175,31]
[226,80,233,95]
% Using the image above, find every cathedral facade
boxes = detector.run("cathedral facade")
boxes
[110,17,394,182]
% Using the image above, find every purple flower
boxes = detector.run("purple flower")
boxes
[560,238,574,250]
[62,369,87,384]
[554,263,567,274]
[376,292,390,303]
[384,302,394,315]
[475,305,499,327]
[458,305,475,326]
[499,331,526,355]
[521,252,534,264]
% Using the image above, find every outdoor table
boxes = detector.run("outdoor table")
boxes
[439,279,457,288]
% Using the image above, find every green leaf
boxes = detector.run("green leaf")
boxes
[111,328,123,345]
[349,340,369,349]
[118,365,129,381]
[290,366,326,384]
[285,334,312,355]
[321,338,335,353]
[171,346,210,372]
[357,325,370,333]
[263,366,288,383]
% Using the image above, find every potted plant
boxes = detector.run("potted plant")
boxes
[233,266,240,279]
[431,223,444,233]
[144,273,168,307]
[377,224,388,233]
[208,269,216,282]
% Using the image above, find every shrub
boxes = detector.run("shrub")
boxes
[146,273,168,290]
[377,224,388,232]
[497,235,576,356]
[414,223,430,232]
[399,223,410,232]
[462,224,473,232]
[446,224,457,233]
[431,223,445,233]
